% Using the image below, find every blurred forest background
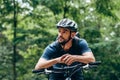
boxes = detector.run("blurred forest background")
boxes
[0,0,120,80]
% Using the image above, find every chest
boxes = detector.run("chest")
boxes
[53,45,82,58]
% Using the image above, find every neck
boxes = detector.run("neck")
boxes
[61,39,72,51]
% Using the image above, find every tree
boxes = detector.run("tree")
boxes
[0,0,120,80]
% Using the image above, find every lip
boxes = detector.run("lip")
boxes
[58,37,64,42]
[59,38,63,41]
[59,37,64,39]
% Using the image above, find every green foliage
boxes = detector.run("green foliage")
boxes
[0,0,120,80]
[0,46,13,80]
[39,0,65,15]
[95,0,117,19]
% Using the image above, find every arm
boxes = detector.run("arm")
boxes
[76,39,95,63]
[35,58,59,70]
[35,51,95,69]
[61,39,95,65]
[61,52,95,65]
[35,57,64,70]
[35,42,61,70]
[76,52,95,63]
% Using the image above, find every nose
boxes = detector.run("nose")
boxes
[58,32,63,37]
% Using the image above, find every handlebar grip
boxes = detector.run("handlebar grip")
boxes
[89,61,101,65]
[32,69,44,73]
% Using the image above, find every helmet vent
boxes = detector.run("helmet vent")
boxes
[56,18,78,32]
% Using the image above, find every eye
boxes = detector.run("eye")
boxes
[64,29,69,33]
[63,29,68,33]
[58,30,60,32]
[65,29,68,32]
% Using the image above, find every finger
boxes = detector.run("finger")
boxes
[65,56,75,65]
[64,55,73,64]
[61,54,69,61]
[67,59,74,65]
[63,55,70,62]
[65,57,73,65]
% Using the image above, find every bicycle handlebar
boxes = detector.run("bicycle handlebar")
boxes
[89,61,101,65]
[32,61,101,74]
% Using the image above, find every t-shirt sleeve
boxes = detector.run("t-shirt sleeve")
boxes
[41,43,57,60]
[79,39,92,54]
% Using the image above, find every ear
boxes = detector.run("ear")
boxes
[71,32,76,38]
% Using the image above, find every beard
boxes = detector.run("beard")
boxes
[58,36,71,45]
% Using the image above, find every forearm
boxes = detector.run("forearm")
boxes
[75,54,95,64]
[35,58,58,70]
[61,52,95,65]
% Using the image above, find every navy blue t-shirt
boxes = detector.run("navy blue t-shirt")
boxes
[41,37,92,80]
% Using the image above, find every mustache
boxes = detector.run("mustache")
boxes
[58,36,64,39]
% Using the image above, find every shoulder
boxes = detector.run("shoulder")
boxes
[75,38,91,53]
[73,37,89,49]
[45,40,60,51]
[49,40,60,48]
[42,41,60,60]
[73,37,88,45]
[72,37,91,54]
[79,39,88,45]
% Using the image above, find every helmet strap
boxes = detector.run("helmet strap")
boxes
[61,31,72,46]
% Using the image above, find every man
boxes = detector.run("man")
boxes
[35,18,95,80]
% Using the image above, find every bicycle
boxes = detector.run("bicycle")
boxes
[32,61,101,80]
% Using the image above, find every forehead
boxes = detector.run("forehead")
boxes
[58,27,70,31]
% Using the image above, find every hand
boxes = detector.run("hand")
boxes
[61,54,76,65]
[56,56,65,64]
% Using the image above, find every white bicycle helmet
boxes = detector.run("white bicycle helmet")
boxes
[56,18,78,32]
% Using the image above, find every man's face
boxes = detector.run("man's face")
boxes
[58,27,71,44]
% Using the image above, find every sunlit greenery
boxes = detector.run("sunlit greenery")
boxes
[0,0,120,80]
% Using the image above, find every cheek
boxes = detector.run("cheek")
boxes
[64,34,70,39]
